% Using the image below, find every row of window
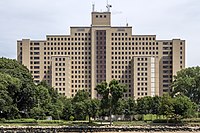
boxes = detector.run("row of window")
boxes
[111,51,159,55]
[111,37,156,42]
[111,75,131,79]
[111,34,155,41]
[96,15,107,18]
[112,56,132,60]
[55,63,66,66]
[111,61,131,65]
[55,68,66,71]
[163,75,172,78]
[72,71,91,74]
[71,85,91,88]
[138,92,148,96]
[46,42,91,46]
[71,66,91,69]
[55,78,65,81]
[138,73,148,76]
[137,77,148,81]
[55,88,65,91]
[55,73,66,76]
[71,61,91,64]
[111,42,158,45]
[112,65,131,69]
[112,70,131,74]
[74,33,91,36]
[44,46,91,51]
[71,75,91,78]
[112,46,159,50]
[55,83,66,86]
[47,36,91,41]
[71,80,91,83]
[29,42,40,45]
[138,87,148,91]
[44,52,91,55]
[138,82,148,86]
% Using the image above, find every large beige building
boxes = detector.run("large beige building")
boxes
[17,7,185,99]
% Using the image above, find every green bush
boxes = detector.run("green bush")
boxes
[0,118,6,122]
[152,119,181,123]
[134,115,143,121]
[69,116,74,121]
[183,118,200,123]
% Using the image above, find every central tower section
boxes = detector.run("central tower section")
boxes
[91,12,111,26]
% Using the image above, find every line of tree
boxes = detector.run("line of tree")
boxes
[0,58,198,121]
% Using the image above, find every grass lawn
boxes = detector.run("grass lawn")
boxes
[2,116,200,127]
[113,121,149,126]
[0,119,74,126]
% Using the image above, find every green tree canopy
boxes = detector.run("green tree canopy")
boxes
[124,97,137,116]
[137,96,153,115]
[173,94,197,119]
[0,72,21,119]
[95,79,127,117]
[172,66,200,104]
[0,58,37,112]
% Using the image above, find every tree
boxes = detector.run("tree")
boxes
[36,81,64,120]
[173,95,197,120]
[0,72,21,119]
[124,98,136,121]
[0,58,66,120]
[85,99,100,122]
[137,96,153,116]
[35,85,51,109]
[95,79,127,117]
[72,90,90,120]
[112,99,126,115]
[172,66,200,104]
[151,96,161,116]
[90,99,100,120]
[72,90,89,103]
[61,98,73,120]
[73,101,87,120]
[0,58,37,113]
[30,107,46,120]
[159,94,174,121]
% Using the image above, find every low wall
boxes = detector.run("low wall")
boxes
[0,126,200,133]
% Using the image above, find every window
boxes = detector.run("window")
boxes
[34,57,40,60]
[34,47,40,50]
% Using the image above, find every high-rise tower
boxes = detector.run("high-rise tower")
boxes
[17,6,185,99]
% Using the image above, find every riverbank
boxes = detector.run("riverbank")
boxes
[1,126,200,132]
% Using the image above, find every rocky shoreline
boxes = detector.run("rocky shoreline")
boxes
[1,126,200,133]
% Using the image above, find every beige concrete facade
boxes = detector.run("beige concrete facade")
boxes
[17,11,185,99]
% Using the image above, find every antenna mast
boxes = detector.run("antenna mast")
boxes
[92,3,95,12]
[106,0,112,12]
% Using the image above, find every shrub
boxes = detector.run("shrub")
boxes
[134,115,143,121]
[152,119,181,123]
[69,116,74,121]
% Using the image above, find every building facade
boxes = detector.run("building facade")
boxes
[17,10,185,99]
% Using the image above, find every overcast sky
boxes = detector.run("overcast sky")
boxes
[0,0,199,67]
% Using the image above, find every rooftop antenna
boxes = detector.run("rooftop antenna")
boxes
[92,3,95,12]
[126,18,129,26]
[106,0,112,12]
